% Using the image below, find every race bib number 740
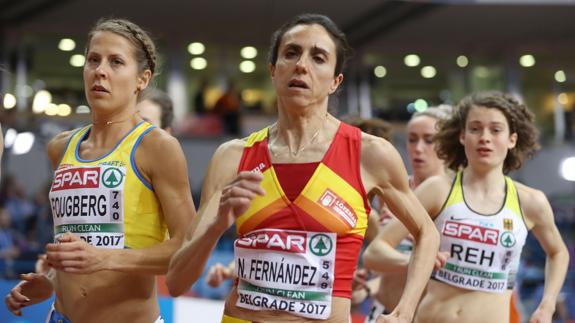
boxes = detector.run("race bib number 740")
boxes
[50,165,125,249]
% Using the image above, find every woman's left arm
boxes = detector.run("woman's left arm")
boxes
[521,186,569,323]
[47,130,196,274]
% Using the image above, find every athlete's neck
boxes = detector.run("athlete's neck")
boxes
[271,112,331,156]
[88,113,141,147]
[92,105,138,129]
[462,167,505,196]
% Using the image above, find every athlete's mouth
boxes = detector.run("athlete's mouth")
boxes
[91,84,110,93]
[288,79,309,89]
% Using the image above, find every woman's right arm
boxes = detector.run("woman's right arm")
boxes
[166,139,264,296]
[4,131,73,315]
[363,175,451,273]
[363,218,411,273]
[47,131,74,169]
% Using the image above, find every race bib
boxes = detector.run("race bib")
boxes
[435,220,512,293]
[50,165,125,249]
[234,229,336,320]
[435,261,508,293]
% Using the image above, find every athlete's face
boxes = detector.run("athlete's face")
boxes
[459,106,517,171]
[270,24,343,108]
[84,31,150,113]
[407,115,444,181]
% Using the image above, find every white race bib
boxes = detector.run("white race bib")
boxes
[50,165,125,249]
[435,220,514,293]
[234,229,336,320]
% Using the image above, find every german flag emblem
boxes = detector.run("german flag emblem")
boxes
[503,218,513,231]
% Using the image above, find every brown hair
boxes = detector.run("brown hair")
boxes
[435,91,540,174]
[347,117,392,141]
[86,18,157,76]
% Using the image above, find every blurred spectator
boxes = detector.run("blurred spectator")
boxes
[194,78,209,115]
[30,183,53,248]
[0,207,21,278]
[0,175,35,233]
[213,80,242,135]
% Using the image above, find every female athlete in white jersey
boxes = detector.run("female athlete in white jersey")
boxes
[368,91,568,323]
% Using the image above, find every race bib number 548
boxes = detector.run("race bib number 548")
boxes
[234,229,336,320]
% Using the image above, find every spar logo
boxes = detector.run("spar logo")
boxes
[51,167,100,191]
[500,231,516,248]
[309,233,333,256]
[102,167,124,188]
[235,230,307,253]
[318,189,358,228]
[443,221,499,245]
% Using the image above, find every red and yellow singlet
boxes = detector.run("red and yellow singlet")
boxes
[232,123,370,319]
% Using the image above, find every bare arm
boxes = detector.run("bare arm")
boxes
[47,130,75,168]
[363,175,451,274]
[520,186,569,323]
[364,209,381,243]
[363,219,410,273]
[4,131,73,315]
[361,135,440,322]
[46,130,196,274]
[166,139,265,296]
[105,132,195,273]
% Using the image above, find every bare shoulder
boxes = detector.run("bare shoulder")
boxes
[209,138,247,180]
[195,137,247,201]
[47,130,77,168]
[359,132,411,195]
[515,182,548,210]
[137,127,181,155]
[214,137,246,157]
[515,181,551,229]
[414,173,454,217]
[133,128,192,185]
[360,132,398,169]
[418,173,453,193]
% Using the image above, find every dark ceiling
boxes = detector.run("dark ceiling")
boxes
[2,0,575,115]
[2,0,575,54]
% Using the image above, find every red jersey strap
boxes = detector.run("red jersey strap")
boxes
[322,122,367,203]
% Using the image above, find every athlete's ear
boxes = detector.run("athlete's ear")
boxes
[329,74,343,95]
[137,70,151,92]
[508,132,517,150]
[269,64,276,79]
